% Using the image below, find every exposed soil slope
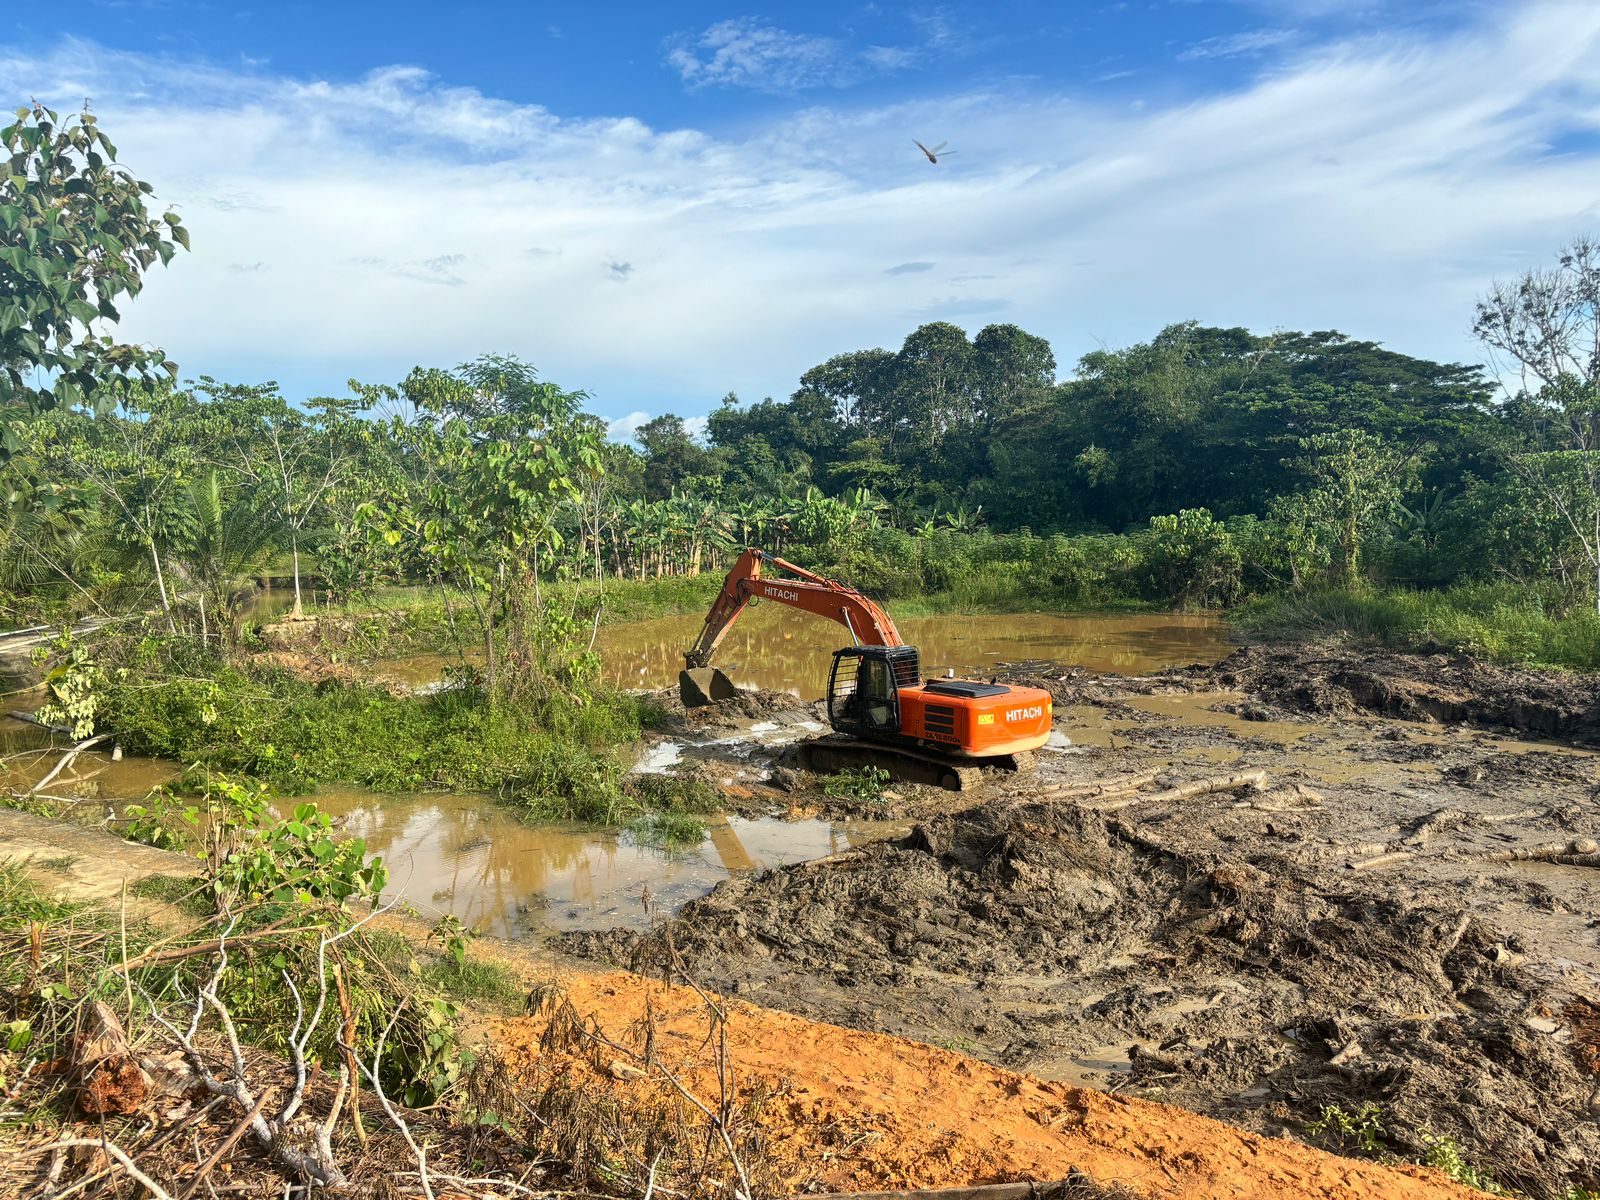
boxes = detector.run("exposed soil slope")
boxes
[1003,643,1600,746]
[497,969,1482,1199]
[566,801,1599,1198]
[1205,644,1600,743]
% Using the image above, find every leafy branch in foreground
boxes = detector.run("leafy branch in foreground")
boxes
[1,101,188,417]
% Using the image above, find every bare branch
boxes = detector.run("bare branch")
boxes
[33,1139,177,1200]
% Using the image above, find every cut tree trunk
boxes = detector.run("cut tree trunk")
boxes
[73,1001,150,1116]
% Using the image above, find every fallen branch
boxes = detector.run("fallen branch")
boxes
[28,733,111,797]
[1348,851,1416,871]
[1403,806,1544,846]
[344,1001,434,1200]
[112,918,318,975]
[142,911,352,1190]
[33,1139,176,1200]
[1478,838,1600,864]
[1402,807,1470,846]
[1091,770,1269,813]
[176,1086,277,1200]
[1036,768,1162,800]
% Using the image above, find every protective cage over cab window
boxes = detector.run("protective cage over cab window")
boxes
[828,646,919,734]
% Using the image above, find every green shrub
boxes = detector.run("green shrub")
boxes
[1305,1102,1387,1155]
[100,639,657,804]
[1420,1134,1512,1195]
[627,810,709,850]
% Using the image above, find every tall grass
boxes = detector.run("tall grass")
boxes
[1238,583,1600,671]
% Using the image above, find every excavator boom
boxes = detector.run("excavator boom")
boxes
[683,548,903,669]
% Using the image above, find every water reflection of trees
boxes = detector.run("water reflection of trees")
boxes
[321,796,635,936]
[318,795,909,938]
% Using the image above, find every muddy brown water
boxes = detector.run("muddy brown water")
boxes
[595,609,1231,697]
[305,791,906,937]
[0,718,902,936]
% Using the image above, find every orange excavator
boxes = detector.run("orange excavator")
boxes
[680,549,1053,789]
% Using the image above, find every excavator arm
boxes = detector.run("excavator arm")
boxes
[684,548,904,671]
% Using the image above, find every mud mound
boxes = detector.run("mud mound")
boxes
[561,800,1600,1198]
[685,685,810,728]
[643,683,818,732]
[1209,645,1600,745]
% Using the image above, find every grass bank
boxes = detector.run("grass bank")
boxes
[1236,583,1600,672]
[95,635,722,835]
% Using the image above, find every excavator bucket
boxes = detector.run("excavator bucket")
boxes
[679,667,739,708]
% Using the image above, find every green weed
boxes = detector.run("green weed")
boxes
[1420,1134,1513,1195]
[623,773,722,814]
[0,860,82,924]
[628,810,710,850]
[101,643,657,805]
[1305,1102,1388,1155]
[823,765,892,802]
[421,956,525,1013]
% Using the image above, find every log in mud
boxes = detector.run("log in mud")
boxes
[569,641,1600,1200]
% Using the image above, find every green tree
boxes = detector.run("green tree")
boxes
[1146,508,1242,606]
[894,321,976,449]
[633,414,722,501]
[40,389,201,627]
[168,469,284,651]
[357,355,602,700]
[1473,237,1600,608]
[972,322,1056,424]
[1286,429,1408,587]
[197,378,363,618]
[1,102,187,421]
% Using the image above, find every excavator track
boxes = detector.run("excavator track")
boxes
[793,734,1035,792]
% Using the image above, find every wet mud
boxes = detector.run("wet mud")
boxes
[566,643,1600,1199]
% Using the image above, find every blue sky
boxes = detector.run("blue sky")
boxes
[6,1,1599,435]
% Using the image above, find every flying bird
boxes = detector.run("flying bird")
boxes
[914,139,957,164]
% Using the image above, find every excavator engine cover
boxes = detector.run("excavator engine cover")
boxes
[680,666,739,708]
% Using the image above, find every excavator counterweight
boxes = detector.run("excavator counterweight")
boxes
[679,549,1054,788]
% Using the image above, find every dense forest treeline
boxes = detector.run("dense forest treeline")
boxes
[7,307,1598,629]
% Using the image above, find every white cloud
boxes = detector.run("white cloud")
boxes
[1179,29,1296,60]
[663,12,961,93]
[606,411,653,441]
[6,4,1600,427]
[665,19,853,92]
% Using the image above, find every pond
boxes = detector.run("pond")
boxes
[594,608,1231,698]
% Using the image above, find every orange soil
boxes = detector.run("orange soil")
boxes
[493,969,1480,1200]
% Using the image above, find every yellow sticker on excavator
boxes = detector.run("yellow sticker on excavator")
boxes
[977,713,994,724]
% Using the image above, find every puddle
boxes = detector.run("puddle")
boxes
[596,610,1231,698]
[302,789,909,937]
[632,742,686,773]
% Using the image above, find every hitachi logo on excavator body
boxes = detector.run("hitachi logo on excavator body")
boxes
[763,586,800,601]
[1006,705,1045,722]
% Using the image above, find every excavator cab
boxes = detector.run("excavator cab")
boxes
[827,646,920,739]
